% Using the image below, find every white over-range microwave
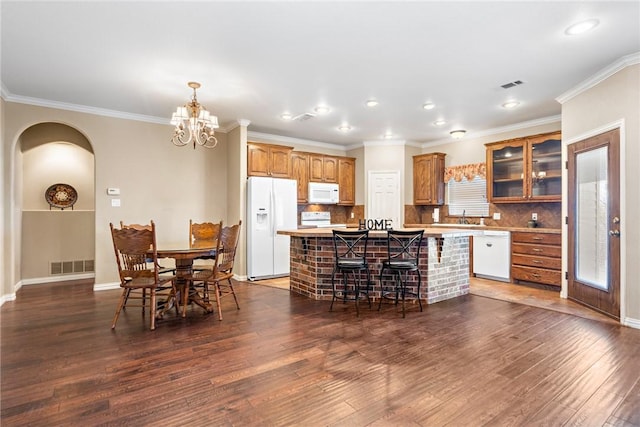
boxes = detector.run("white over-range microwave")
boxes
[308,182,339,204]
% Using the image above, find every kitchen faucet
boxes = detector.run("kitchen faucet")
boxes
[458,210,467,224]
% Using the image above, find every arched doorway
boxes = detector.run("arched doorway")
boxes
[18,123,95,285]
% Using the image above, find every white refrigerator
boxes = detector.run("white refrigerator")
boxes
[247,177,298,280]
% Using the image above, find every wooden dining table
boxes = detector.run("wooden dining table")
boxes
[152,244,217,318]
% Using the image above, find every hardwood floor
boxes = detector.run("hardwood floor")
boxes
[2,279,639,426]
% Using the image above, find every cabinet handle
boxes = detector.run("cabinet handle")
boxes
[532,274,541,278]
[532,248,543,252]
[532,237,543,241]
[533,260,542,264]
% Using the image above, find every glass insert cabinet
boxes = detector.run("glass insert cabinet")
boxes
[485,131,562,203]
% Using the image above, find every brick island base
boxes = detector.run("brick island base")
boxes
[279,228,475,304]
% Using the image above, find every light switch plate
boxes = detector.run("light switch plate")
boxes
[493,212,501,220]
[107,188,120,196]
[111,199,121,207]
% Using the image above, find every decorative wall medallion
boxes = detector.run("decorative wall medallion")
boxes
[45,183,78,210]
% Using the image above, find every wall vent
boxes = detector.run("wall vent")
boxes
[50,260,95,275]
[501,80,524,89]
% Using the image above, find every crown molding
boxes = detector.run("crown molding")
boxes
[421,114,561,148]
[556,52,640,104]
[247,131,347,151]
[221,119,251,133]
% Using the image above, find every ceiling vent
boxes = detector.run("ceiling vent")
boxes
[501,80,524,89]
[292,113,316,122]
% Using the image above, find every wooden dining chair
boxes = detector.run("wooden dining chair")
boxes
[192,220,242,320]
[186,220,223,312]
[110,221,175,330]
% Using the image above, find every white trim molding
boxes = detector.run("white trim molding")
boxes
[21,273,96,286]
[623,317,640,330]
[247,131,347,152]
[94,282,121,291]
[556,52,640,104]
[1,293,17,306]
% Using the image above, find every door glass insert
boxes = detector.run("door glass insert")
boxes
[492,145,524,198]
[575,146,608,290]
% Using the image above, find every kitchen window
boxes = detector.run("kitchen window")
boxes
[447,176,489,217]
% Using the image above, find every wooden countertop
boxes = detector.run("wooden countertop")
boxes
[403,224,561,234]
[278,227,483,238]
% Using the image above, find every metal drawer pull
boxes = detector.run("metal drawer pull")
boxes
[532,274,541,278]
[533,260,542,264]
[532,248,543,252]
[532,237,543,240]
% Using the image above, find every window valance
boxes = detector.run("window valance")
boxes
[444,162,486,182]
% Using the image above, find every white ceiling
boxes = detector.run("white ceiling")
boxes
[2,1,639,147]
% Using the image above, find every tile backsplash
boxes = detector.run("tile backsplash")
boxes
[407,202,561,229]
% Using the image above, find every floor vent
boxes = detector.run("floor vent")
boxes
[50,260,95,275]
[501,80,524,89]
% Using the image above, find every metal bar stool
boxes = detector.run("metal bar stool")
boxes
[330,229,372,316]
[378,229,424,317]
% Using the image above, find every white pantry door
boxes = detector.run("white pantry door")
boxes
[367,171,401,228]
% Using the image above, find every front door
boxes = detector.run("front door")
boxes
[567,128,621,319]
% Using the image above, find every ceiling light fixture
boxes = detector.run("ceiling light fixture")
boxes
[502,100,520,109]
[365,99,379,107]
[280,112,293,120]
[170,82,219,149]
[433,120,447,126]
[450,130,466,139]
[338,124,352,132]
[383,132,394,139]
[565,19,599,35]
[314,105,331,114]
[423,102,435,110]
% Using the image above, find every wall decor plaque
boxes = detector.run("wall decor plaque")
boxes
[45,183,78,210]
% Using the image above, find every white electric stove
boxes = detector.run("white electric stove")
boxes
[300,211,346,228]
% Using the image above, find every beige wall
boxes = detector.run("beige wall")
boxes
[561,64,640,323]
[2,102,231,296]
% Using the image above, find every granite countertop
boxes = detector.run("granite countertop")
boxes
[279,227,482,238]
[403,224,561,234]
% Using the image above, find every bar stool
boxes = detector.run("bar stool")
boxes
[330,229,372,316]
[378,229,424,317]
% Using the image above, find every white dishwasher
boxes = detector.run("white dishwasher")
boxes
[473,230,511,282]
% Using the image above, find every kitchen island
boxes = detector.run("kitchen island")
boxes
[277,227,481,304]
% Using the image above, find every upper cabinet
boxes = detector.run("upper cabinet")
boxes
[291,151,310,204]
[413,152,446,205]
[247,142,293,178]
[486,131,561,203]
[337,157,356,206]
[309,154,338,183]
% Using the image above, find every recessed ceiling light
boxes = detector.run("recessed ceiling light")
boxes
[338,124,352,132]
[423,102,435,110]
[502,100,520,109]
[365,99,379,107]
[565,19,599,35]
[383,131,394,139]
[280,113,292,120]
[433,120,447,126]
[450,130,466,139]
[314,105,331,114]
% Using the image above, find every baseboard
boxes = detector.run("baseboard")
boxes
[21,273,95,285]
[94,282,120,291]
[233,274,248,281]
[623,316,640,330]
[0,293,17,307]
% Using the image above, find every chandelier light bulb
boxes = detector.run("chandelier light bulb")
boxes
[171,82,219,149]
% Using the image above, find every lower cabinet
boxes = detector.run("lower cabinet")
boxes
[511,232,561,287]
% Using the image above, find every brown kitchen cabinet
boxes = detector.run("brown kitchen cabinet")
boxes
[247,142,293,178]
[511,231,561,287]
[413,152,446,205]
[486,131,561,203]
[337,157,355,206]
[309,154,338,183]
[291,151,310,203]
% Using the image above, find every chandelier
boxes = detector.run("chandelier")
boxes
[170,82,219,149]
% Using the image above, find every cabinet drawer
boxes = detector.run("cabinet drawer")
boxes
[512,242,561,258]
[511,266,561,287]
[512,254,561,270]
[512,232,561,245]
